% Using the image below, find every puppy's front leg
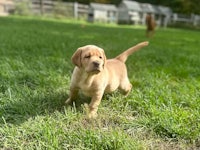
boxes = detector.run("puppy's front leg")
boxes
[88,92,104,119]
[65,87,78,105]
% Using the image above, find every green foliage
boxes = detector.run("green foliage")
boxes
[14,0,32,16]
[133,0,200,14]
[53,1,74,19]
[0,17,200,149]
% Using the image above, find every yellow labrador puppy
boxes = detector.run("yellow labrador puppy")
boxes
[66,41,149,118]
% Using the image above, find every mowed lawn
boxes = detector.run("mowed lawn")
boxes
[0,17,199,149]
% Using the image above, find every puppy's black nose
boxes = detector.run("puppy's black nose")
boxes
[93,61,100,67]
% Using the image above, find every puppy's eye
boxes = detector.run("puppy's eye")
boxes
[84,55,90,59]
[99,56,102,59]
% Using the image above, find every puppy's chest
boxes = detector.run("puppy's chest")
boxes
[78,77,98,96]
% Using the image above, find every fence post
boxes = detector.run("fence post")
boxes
[40,0,44,15]
[192,14,197,26]
[74,2,78,19]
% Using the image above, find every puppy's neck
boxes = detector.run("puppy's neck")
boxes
[79,71,97,85]
[76,67,100,85]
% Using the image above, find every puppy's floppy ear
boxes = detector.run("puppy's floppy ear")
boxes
[101,49,107,67]
[71,48,82,67]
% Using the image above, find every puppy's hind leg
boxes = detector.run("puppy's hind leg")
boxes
[119,78,132,96]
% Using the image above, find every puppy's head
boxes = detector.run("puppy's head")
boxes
[71,45,106,74]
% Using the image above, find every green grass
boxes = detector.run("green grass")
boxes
[0,16,200,149]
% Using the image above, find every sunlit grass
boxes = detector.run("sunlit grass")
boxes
[0,16,199,149]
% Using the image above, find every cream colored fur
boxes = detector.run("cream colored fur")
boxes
[66,41,149,118]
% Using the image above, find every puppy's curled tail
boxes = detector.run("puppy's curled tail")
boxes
[115,41,149,63]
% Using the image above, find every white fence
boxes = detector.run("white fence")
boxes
[30,0,88,19]
[172,13,200,26]
[1,0,200,26]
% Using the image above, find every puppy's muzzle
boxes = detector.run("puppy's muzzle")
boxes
[93,61,100,68]
[91,61,102,73]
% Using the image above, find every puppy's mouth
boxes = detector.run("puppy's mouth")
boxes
[91,67,101,74]
[86,67,102,74]
[85,61,103,74]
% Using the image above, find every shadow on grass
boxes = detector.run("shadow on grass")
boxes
[0,81,91,126]
[0,89,66,125]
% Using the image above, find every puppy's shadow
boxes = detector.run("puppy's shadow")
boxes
[0,89,68,125]
[66,94,91,112]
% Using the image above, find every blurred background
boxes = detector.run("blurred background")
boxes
[1,0,200,28]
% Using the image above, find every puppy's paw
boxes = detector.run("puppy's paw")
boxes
[88,112,98,119]
[84,104,98,119]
